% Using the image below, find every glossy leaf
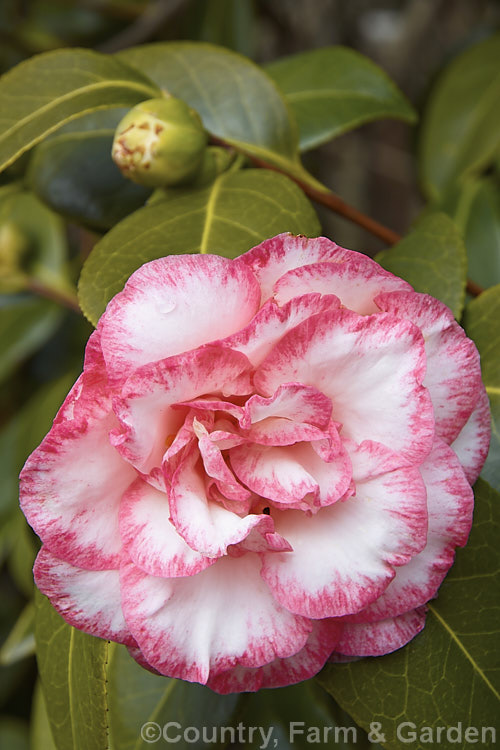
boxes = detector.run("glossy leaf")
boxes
[30,681,57,750]
[319,478,500,749]
[464,285,500,491]
[107,643,240,750]
[0,48,159,171]
[240,681,379,749]
[78,168,320,324]
[34,589,110,750]
[0,296,61,385]
[28,109,151,231]
[0,602,35,666]
[376,212,466,318]
[117,42,321,188]
[419,34,500,200]
[439,177,500,290]
[266,46,416,151]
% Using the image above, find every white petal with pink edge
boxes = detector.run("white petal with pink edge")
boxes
[274,260,410,314]
[119,478,215,577]
[376,291,483,443]
[99,254,261,386]
[230,440,352,510]
[236,233,366,302]
[334,607,427,656]
[120,554,312,684]
[20,375,135,571]
[255,309,434,465]
[207,620,342,694]
[346,439,473,622]
[452,386,491,484]
[260,443,428,619]
[111,346,251,475]
[34,547,133,644]
[169,445,275,556]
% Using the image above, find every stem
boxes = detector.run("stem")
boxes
[239,151,484,298]
[26,277,82,314]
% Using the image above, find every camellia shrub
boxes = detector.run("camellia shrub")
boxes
[1,32,499,750]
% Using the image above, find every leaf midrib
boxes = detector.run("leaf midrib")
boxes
[428,603,500,703]
[0,79,157,144]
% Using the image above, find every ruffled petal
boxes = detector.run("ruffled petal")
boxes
[255,308,434,465]
[274,259,410,314]
[376,291,483,443]
[334,607,427,657]
[169,445,274,556]
[119,478,215,577]
[34,547,133,644]
[260,443,428,619]
[451,386,491,484]
[120,554,312,684]
[207,620,342,694]
[20,364,135,571]
[236,233,373,302]
[111,346,252,475]
[99,254,261,386]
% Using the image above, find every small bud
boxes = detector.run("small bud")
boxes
[0,221,29,293]
[111,97,208,188]
[191,146,236,187]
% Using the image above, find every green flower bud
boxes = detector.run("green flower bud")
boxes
[0,221,29,293]
[191,146,237,187]
[111,97,208,188]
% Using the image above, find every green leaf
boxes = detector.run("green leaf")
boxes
[0,601,35,666]
[0,48,159,171]
[319,478,500,749]
[117,42,320,188]
[266,46,416,152]
[439,178,500,290]
[463,284,500,491]
[419,34,500,200]
[34,589,110,750]
[375,212,466,318]
[30,681,58,750]
[78,168,320,324]
[107,643,240,750]
[28,110,151,231]
[240,681,378,749]
[0,718,29,750]
[0,296,62,385]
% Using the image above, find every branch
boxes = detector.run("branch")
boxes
[237,150,484,298]
[26,277,82,315]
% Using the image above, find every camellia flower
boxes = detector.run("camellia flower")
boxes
[20,233,490,694]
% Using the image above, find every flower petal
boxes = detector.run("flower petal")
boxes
[207,620,342,694]
[111,346,252,475]
[119,478,215,577]
[348,439,473,622]
[120,554,312,684]
[255,308,434,465]
[274,260,410,314]
[260,443,428,619]
[334,607,427,657]
[236,233,370,302]
[34,547,133,644]
[100,254,261,385]
[169,445,273,556]
[376,291,483,442]
[451,385,491,484]
[20,367,135,571]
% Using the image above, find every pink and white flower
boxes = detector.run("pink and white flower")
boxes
[20,233,490,693]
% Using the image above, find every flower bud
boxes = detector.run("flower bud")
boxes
[0,221,29,293]
[111,97,208,188]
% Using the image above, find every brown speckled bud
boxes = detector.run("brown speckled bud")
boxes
[111,97,208,188]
